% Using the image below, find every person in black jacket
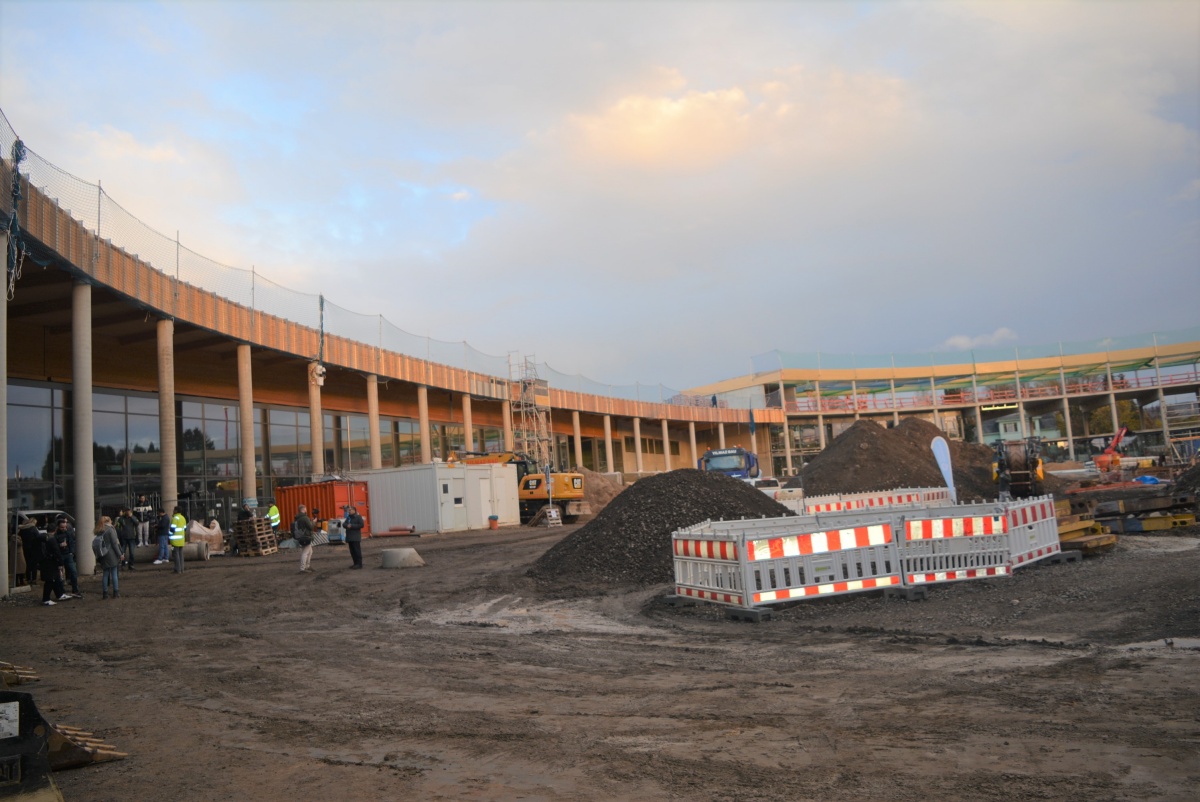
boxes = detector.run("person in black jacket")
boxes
[116,507,138,570]
[39,529,71,605]
[18,518,41,584]
[343,506,365,570]
[53,517,82,596]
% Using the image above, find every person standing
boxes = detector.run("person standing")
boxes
[293,505,315,573]
[343,505,365,570]
[133,494,154,547]
[267,500,281,540]
[116,507,138,570]
[39,528,70,605]
[169,507,188,573]
[92,517,123,599]
[53,516,82,597]
[154,508,171,564]
[18,518,41,585]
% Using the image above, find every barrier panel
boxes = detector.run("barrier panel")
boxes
[1004,496,1061,568]
[672,528,746,606]
[899,505,1011,585]
[802,487,953,515]
[673,495,1066,611]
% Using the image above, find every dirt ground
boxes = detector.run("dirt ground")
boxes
[2,518,1198,802]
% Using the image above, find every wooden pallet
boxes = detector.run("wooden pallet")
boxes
[234,530,278,557]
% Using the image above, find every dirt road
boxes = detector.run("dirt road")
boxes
[3,524,1197,801]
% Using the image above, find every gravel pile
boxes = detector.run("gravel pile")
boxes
[529,469,792,589]
[576,466,624,513]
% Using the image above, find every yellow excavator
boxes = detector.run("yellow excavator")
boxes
[448,451,590,523]
[1,661,127,801]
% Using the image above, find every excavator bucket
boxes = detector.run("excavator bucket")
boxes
[0,661,41,688]
[0,691,65,802]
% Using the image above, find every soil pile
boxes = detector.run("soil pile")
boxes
[794,418,1062,501]
[576,466,623,513]
[1176,463,1200,494]
[529,469,792,589]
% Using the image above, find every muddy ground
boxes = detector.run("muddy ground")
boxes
[2,519,1198,802]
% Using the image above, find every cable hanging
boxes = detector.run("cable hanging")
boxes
[7,137,28,300]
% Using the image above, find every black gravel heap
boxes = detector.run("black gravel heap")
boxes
[528,469,792,589]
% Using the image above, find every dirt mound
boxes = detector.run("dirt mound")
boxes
[796,417,1063,501]
[576,466,623,513]
[1176,463,1200,494]
[528,469,792,589]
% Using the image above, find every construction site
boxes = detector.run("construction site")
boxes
[3,417,1198,801]
[1,81,1199,801]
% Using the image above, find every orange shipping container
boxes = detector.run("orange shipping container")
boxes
[275,481,372,537]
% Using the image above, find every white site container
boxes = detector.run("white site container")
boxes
[350,463,518,534]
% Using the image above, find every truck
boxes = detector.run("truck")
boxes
[448,451,590,523]
[697,446,762,481]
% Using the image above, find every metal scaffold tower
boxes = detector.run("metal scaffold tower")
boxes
[512,357,554,470]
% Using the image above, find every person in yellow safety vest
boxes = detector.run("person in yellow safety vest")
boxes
[267,502,281,534]
[169,507,188,574]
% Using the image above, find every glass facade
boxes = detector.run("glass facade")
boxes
[5,380,430,530]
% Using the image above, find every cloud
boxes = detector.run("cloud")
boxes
[938,329,1020,352]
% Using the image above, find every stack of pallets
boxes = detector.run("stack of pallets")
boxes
[1055,498,1117,554]
[232,518,278,556]
[1094,493,1197,533]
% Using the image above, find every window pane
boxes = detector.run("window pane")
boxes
[93,392,125,413]
[93,410,126,476]
[127,415,161,475]
[180,418,207,476]
[269,409,296,426]
[347,415,371,470]
[7,405,53,479]
[8,384,51,406]
[126,395,157,415]
[205,403,238,423]
[181,401,203,418]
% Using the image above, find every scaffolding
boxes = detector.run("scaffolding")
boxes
[512,357,554,470]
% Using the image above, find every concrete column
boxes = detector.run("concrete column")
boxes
[73,283,98,575]
[890,379,899,426]
[851,379,860,420]
[417,385,431,463]
[782,419,793,475]
[603,415,613,473]
[237,344,256,504]
[688,422,698,469]
[929,377,939,429]
[1109,394,1120,434]
[1158,388,1170,450]
[502,400,514,452]
[633,417,644,473]
[367,374,382,469]
[572,410,583,469]
[308,363,324,476]
[718,423,726,449]
[157,316,177,534]
[974,405,984,445]
[661,419,671,471]
[1062,397,1076,461]
[462,394,473,452]
[0,232,7,596]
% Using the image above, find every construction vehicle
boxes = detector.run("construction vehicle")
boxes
[698,446,761,481]
[1092,426,1129,473]
[992,438,1044,499]
[448,451,590,523]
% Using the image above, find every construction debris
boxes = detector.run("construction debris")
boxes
[528,469,792,590]
[231,518,279,556]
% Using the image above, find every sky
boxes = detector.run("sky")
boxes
[1,0,1197,391]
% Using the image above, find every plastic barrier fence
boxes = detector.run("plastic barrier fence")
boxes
[672,495,1064,611]
[802,487,953,515]
[1004,496,1060,568]
[899,505,1010,585]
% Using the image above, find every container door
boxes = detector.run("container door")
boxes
[478,477,492,527]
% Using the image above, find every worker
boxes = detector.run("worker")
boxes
[267,500,281,536]
[169,506,188,573]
